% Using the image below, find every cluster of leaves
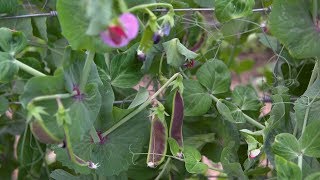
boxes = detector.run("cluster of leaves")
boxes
[1,0,320,179]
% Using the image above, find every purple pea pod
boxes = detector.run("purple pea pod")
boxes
[169,91,184,153]
[152,32,162,44]
[30,120,63,144]
[147,115,168,168]
[137,49,146,61]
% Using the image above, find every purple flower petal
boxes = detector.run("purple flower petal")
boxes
[119,13,139,40]
[100,31,130,48]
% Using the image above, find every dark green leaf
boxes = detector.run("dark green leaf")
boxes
[216,99,246,123]
[0,27,27,55]
[56,0,110,52]
[196,59,230,94]
[109,47,143,88]
[275,155,301,180]
[305,172,320,180]
[299,120,320,158]
[0,0,18,14]
[168,137,181,157]
[183,80,212,116]
[232,85,261,111]
[272,133,300,160]
[184,133,215,149]
[31,17,48,41]
[163,38,198,68]
[269,0,320,58]
[183,146,208,174]
[215,0,255,22]
[128,87,149,109]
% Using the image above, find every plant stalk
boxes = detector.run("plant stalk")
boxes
[13,59,46,77]
[313,0,318,26]
[80,51,95,91]
[243,113,265,130]
[307,59,319,88]
[102,73,180,137]
[128,3,174,13]
[155,158,171,180]
[28,92,77,107]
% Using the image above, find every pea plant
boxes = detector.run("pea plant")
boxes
[1,0,320,179]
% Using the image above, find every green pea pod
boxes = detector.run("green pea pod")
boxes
[169,90,184,149]
[30,120,63,144]
[147,115,168,168]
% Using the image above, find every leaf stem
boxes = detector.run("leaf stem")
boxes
[102,73,180,137]
[155,158,171,180]
[90,127,100,143]
[243,113,265,130]
[128,3,174,13]
[307,59,318,88]
[27,92,77,107]
[13,59,46,77]
[298,154,303,170]
[80,51,95,91]
[313,0,318,26]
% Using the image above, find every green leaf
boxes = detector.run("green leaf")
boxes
[275,155,302,180]
[163,38,198,68]
[183,146,208,174]
[305,172,320,180]
[109,47,143,88]
[193,0,214,7]
[0,0,18,14]
[272,133,300,160]
[128,87,149,109]
[85,0,112,35]
[184,133,215,149]
[56,0,110,52]
[216,99,246,123]
[299,120,320,158]
[168,137,181,157]
[0,96,8,115]
[0,28,27,55]
[294,79,320,130]
[269,0,320,58]
[124,0,156,7]
[215,0,255,22]
[0,18,33,38]
[0,53,18,82]
[183,79,212,116]
[31,17,48,41]
[17,128,46,180]
[232,85,261,111]
[196,59,230,94]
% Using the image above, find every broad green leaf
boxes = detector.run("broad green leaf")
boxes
[294,79,320,129]
[272,133,300,160]
[220,142,247,179]
[232,85,261,111]
[17,128,46,180]
[193,0,214,7]
[109,47,143,88]
[216,99,246,123]
[0,18,33,38]
[196,59,230,94]
[31,17,48,41]
[163,38,198,68]
[184,133,215,149]
[0,59,18,82]
[306,172,320,180]
[56,0,110,52]
[257,33,279,52]
[0,28,27,55]
[269,0,320,58]
[275,155,301,180]
[0,0,18,14]
[215,0,255,22]
[168,137,181,157]
[85,0,112,35]
[128,87,149,109]
[50,169,82,180]
[0,96,8,115]
[124,0,156,7]
[183,146,208,174]
[183,80,212,116]
[299,120,320,158]
[241,133,259,152]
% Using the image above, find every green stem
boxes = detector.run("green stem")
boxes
[209,94,219,103]
[307,59,318,88]
[227,37,238,68]
[243,113,265,130]
[313,0,318,25]
[102,73,180,137]
[155,158,171,180]
[298,154,303,170]
[128,3,173,13]
[90,127,100,143]
[28,92,77,107]
[80,51,95,91]
[13,59,46,77]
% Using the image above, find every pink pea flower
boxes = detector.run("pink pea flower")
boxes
[100,13,139,48]
[249,149,261,159]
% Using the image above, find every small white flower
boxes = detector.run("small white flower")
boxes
[88,161,100,169]
[249,149,261,159]
[176,152,184,159]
